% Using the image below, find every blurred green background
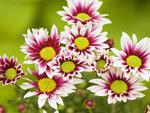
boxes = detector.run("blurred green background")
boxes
[0,0,150,113]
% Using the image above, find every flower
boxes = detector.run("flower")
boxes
[111,32,150,81]
[0,55,25,85]
[105,39,114,49]
[84,99,95,109]
[0,105,6,113]
[61,22,109,57]
[20,71,76,110]
[146,105,150,113]
[21,25,61,77]
[50,50,89,80]
[57,0,111,25]
[87,68,147,104]
[89,51,113,76]
[17,103,26,113]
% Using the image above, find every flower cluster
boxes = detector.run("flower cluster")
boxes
[20,0,150,112]
[0,0,150,113]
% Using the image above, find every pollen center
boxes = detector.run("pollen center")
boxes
[38,78,56,93]
[76,13,91,21]
[74,37,89,50]
[111,80,128,94]
[61,61,75,73]
[40,47,56,61]
[5,68,17,80]
[126,55,142,68]
[96,59,106,69]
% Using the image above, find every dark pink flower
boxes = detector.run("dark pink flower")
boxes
[21,25,61,77]
[57,0,111,25]
[0,55,25,85]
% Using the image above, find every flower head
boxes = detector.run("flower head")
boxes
[0,105,6,113]
[21,25,61,77]
[84,99,95,109]
[105,39,114,49]
[88,68,147,104]
[20,71,76,110]
[17,103,26,113]
[57,0,111,25]
[61,22,108,57]
[89,51,113,76]
[0,55,25,85]
[50,50,89,80]
[112,32,150,81]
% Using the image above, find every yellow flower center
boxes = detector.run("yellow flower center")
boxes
[126,55,142,68]
[110,80,128,94]
[5,68,17,80]
[74,37,89,50]
[96,59,106,70]
[61,61,76,73]
[76,13,91,21]
[38,78,56,93]
[40,47,56,61]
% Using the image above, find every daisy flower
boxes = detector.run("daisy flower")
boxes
[89,51,113,76]
[111,32,150,81]
[50,50,89,80]
[0,55,25,85]
[87,68,147,104]
[21,25,61,77]
[20,71,76,110]
[57,0,111,25]
[61,22,109,57]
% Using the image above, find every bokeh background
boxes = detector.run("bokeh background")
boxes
[0,0,150,113]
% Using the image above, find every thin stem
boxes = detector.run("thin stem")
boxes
[111,104,116,113]
[88,108,93,113]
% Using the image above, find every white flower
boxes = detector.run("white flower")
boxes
[112,32,150,81]
[21,25,61,77]
[57,0,111,25]
[61,22,109,58]
[88,68,147,104]
[20,71,76,110]
[50,50,89,80]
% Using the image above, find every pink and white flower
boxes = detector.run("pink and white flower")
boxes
[57,0,111,25]
[0,55,25,85]
[89,51,113,76]
[20,71,76,110]
[50,50,89,80]
[21,25,61,77]
[88,68,147,104]
[61,22,109,57]
[111,32,150,81]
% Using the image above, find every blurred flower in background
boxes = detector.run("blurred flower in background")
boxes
[0,105,6,113]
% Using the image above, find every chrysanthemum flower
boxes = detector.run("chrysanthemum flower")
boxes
[21,25,61,77]
[50,50,89,80]
[111,32,150,81]
[0,55,25,85]
[20,71,76,110]
[89,51,113,76]
[87,68,147,104]
[61,22,109,57]
[57,0,111,25]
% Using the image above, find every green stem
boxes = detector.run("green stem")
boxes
[111,104,116,113]
[88,108,93,113]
